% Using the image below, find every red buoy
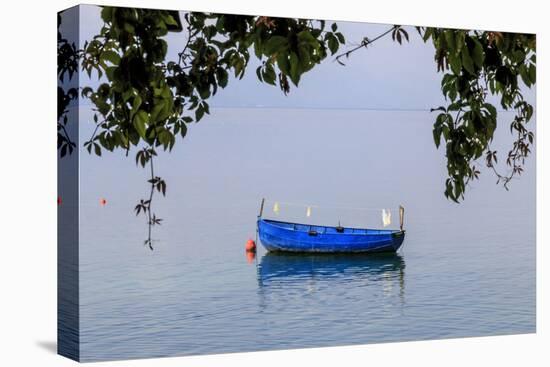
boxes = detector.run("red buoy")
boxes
[100,198,107,206]
[245,238,256,253]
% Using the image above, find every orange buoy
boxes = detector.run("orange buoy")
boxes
[57,196,62,205]
[100,198,107,206]
[245,238,256,253]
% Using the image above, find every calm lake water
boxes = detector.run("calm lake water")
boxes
[64,107,535,361]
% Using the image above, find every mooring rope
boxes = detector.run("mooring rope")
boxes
[261,198,404,229]
[266,200,398,212]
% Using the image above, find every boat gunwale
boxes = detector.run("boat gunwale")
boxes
[258,218,405,236]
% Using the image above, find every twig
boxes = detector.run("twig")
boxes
[335,25,397,65]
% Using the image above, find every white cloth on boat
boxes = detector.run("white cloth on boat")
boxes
[382,209,392,227]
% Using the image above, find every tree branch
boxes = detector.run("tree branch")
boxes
[335,25,397,65]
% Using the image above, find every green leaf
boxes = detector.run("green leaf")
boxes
[105,66,116,80]
[297,45,312,71]
[455,32,465,52]
[289,52,300,86]
[216,68,229,88]
[100,7,113,22]
[518,64,530,86]
[328,34,339,55]
[449,54,462,75]
[264,36,288,55]
[263,63,276,85]
[484,103,497,119]
[150,99,167,123]
[158,129,173,148]
[179,122,188,138]
[122,88,134,103]
[528,65,536,84]
[399,28,409,42]
[298,30,319,49]
[433,126,442,148]
[100,50,121,65]
[202,101,210,114]
[133,110,148,138]
[94,142,102,156]
[164,14,178,26]
[276,51,290,75]
[461,46,475,75]
[253,35,263,59]
[195,105,205,122]
[130,95,142,120]
[471,38,484,68]
[444,31,456,53]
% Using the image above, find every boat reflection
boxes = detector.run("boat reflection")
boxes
[257,252,405,299]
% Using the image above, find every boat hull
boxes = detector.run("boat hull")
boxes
[257,219,405,253]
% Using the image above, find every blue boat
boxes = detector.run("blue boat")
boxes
[257,218,406,253]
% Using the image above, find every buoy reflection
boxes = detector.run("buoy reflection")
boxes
[246,251,256,264]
